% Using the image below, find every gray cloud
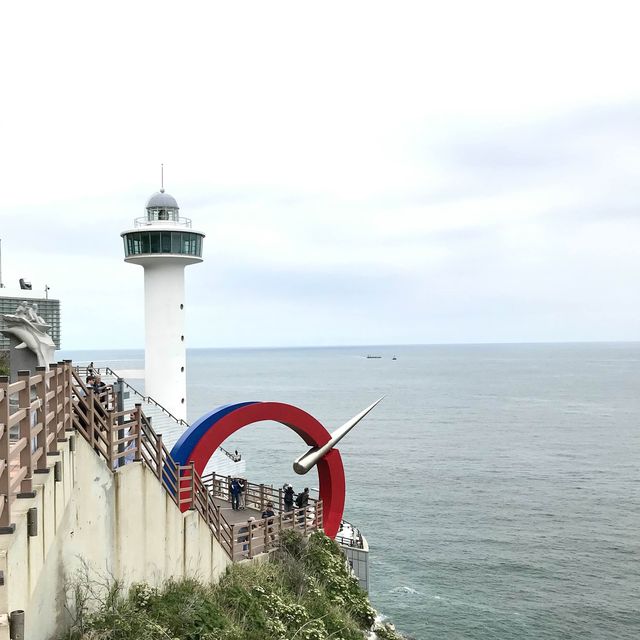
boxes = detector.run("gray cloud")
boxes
[192,261,409,303]
[440,103,640,173]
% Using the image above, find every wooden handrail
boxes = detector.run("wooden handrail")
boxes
[201,471,322,512]
[0,361,73,530]
[79,365,240,461]
[0,360,323,559]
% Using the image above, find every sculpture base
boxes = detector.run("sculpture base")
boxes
[8,335,39,379]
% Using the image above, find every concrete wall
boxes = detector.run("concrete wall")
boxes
[342,540,370,592]
[0,435,231,640]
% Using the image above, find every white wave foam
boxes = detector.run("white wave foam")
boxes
[390,585,421,595]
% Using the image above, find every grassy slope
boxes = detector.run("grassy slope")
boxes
[60,531,404,640]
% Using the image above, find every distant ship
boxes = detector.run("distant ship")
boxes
[392,355,397,360]
[366,355,382,359]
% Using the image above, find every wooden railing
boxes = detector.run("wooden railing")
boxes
[231,502,323,559]
[0,362,73,532]
[0,362,323,559]
[74,364,241,462]
[202,472,324,558]
[202,472,322,514]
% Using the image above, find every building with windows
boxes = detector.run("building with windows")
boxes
[121,189,205,421]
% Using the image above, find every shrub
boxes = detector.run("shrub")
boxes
[0,351,9,377]
[60,531,403,640]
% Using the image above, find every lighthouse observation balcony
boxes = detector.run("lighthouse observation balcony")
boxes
[123,229,203,258]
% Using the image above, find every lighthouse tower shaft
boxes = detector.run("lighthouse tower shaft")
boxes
[121,190,204,422]
[143,261,187,418]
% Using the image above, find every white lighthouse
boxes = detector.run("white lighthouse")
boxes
[121,188,204,421]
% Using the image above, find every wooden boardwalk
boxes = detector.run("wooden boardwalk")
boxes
[212,497,262,525]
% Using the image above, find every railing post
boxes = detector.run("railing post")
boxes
[113,378,125,468]
[204,483,210,523]
[155,433,163,480]
[0,375,14,532]
[134,404,142,462]
[279,487,283,512]
[206,487,218,542]
[259,483,265,511]
[189,460,196,510]
[248,521,253,558]
[36,367,50,468]
[56,361,65,441]
[106,411,114,469]
[174,459,181,505]
[16,371,34,497]
[49,363,59,452]
[303,506,308,535]
[63,360,73,434]
[263,517,268,552]
[232,524,237,560]
[88,389,96,451]
[45,367,54,448]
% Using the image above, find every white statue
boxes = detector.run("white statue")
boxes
[1,302,56,369]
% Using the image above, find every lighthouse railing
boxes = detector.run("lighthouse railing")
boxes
[133,215,193,228]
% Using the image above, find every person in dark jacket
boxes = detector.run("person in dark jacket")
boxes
[230,478,241,510]
[295,487,309,509]
[295,487,310,525]
[261,502,275,520]
[92,376,107,395]
[283,484,295,512]
[262,502,276,543]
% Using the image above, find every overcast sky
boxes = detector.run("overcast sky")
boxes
[0,1,638,349]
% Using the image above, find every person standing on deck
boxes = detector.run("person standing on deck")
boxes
[284,484,295,512]
[238,478,246,509]
[295,487,310,524]
[230,477,241,510]
[295,487,310,509]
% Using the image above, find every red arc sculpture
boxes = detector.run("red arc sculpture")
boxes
[171,401,346,539]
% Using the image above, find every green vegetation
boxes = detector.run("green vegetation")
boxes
[61,531,404,640]
[0,351,9,376]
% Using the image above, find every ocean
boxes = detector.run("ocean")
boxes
[61,343,640,640]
